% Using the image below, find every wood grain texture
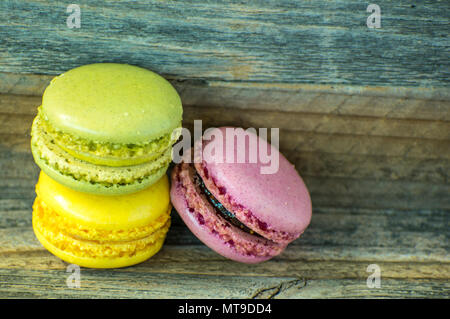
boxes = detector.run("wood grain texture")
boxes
[0,0,449,90]
[0,199,449,298]
[1,267,447,299]
[1,269,448,298]
[0,0,449,299]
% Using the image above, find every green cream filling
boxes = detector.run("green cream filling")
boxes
[38,148,170,187]
[38,107,180,161]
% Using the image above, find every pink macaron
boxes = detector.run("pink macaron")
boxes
[170,127,312,263]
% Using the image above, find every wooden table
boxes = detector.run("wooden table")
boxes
[0,1,449,298]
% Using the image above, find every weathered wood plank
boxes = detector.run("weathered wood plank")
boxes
[2,247,449,282]
[2,199,448,263]
[0,209,448,298]
[0,268,447,298]
[0,267,301,299]
[1,209,448,299]
[140,252,450,283]
[304,177,450,209]
[1,224,449,280]
[271,278,450,299]
[1,0,449,90]
[279,131,450,160]
[3,97,450,140]
[1,74,450,123]
[293,152,449,184]
[183,106,450,140]
[181,87,450,121]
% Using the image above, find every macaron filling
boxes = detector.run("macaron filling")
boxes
[37,107,181,166]
[194,171,262,237]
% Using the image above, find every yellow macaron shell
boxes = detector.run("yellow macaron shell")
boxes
[35,171,170,230]
[33,172,171,268]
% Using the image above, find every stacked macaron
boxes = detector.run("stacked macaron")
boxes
[31,63,182,268]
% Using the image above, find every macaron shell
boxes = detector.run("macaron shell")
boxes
[197,127,312,241]
[171,162,285,263]
[42,63,182,144]
[35,171,171,230]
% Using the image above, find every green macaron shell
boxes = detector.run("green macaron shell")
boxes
[42,63,183,145]
[31,116,172,195]
[38,107,181,167]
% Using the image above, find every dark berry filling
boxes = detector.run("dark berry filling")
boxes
[193,170,262,237]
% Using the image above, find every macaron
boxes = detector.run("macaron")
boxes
[170,127,312,263]
[32,172,171,268]
[31,63,183,195]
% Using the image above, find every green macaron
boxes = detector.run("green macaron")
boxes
[31,63,183,195]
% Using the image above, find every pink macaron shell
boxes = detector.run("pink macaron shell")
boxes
[170,162,286,263]
[195,127,312,244]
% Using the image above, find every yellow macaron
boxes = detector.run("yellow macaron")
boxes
[32,172,171,268]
